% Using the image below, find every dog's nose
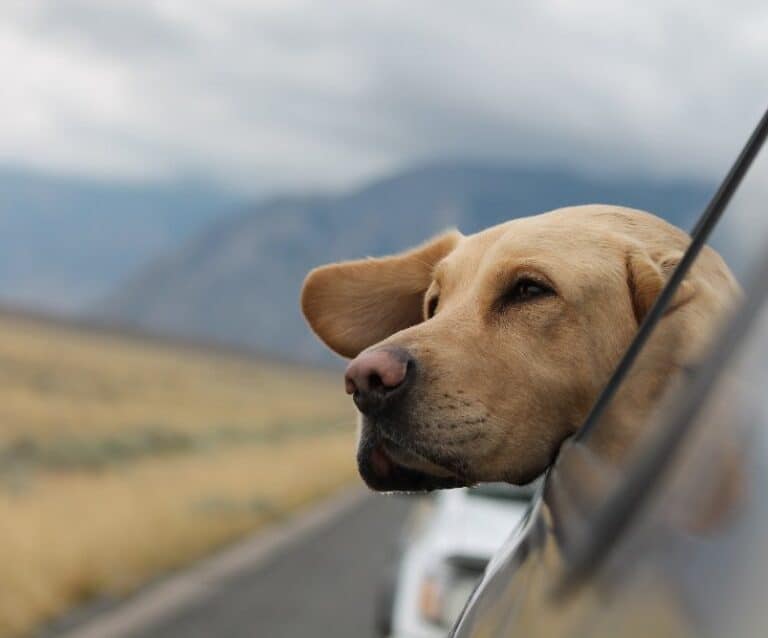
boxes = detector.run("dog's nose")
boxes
[345,347,413,415]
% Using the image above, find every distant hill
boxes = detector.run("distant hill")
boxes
[96,161,714,363]
[0,167,240,311]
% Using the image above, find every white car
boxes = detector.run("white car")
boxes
[377,483,536,638]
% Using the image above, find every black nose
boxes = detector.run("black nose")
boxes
[344,347,414,416]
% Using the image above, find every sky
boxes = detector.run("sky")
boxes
[1,0,767,195]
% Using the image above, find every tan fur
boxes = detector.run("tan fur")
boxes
[302,231,462,358]
[301,205,739,486]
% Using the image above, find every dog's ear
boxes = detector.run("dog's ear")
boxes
[626,248,695,323]
[301,230,461,358]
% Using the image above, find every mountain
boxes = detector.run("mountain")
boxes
[96,161,714,363]
[0,167,241,311]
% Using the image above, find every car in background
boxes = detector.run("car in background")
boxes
[377,483,536,638]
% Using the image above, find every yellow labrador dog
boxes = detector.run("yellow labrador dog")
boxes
[301,205,739,491]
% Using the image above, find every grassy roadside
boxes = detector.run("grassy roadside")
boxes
[0,313,356,637]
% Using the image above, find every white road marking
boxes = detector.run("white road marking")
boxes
[58,485,369,638]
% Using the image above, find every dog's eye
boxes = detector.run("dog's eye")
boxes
[498,277,554,308]
[426,295,439,318]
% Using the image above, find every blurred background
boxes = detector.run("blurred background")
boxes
[0,2,765,637]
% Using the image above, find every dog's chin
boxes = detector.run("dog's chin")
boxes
[357,429,469,493]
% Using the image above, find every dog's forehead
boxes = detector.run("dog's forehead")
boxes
[436,212,602,285]
[432,226,502,290]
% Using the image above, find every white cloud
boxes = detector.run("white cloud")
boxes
[0,0,766,193]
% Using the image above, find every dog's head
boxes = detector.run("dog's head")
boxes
[301,205,737,491]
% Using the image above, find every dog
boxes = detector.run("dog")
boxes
[301,205,739,492]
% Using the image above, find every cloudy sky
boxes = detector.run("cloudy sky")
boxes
[1,0,766,194]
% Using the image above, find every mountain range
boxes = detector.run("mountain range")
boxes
[93,161,714,363]
[0,167,239,311]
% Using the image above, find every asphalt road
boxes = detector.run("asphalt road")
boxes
[126,492,414,638]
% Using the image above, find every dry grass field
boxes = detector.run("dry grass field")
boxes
[0,312,356,637]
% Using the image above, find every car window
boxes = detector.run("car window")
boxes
[452,108,768,638]
[534,111,767,551]
[556,110,768,587]
[575,109,768,446]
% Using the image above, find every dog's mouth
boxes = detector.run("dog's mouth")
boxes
[357,428,469,492]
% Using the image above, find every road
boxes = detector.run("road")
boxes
[61,489,414,638]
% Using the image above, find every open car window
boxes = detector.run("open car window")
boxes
[553,109,768,588]
[453,107,768,637]
[531,108,768,552]
[575,108,768,444]
[552,108,768,581]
